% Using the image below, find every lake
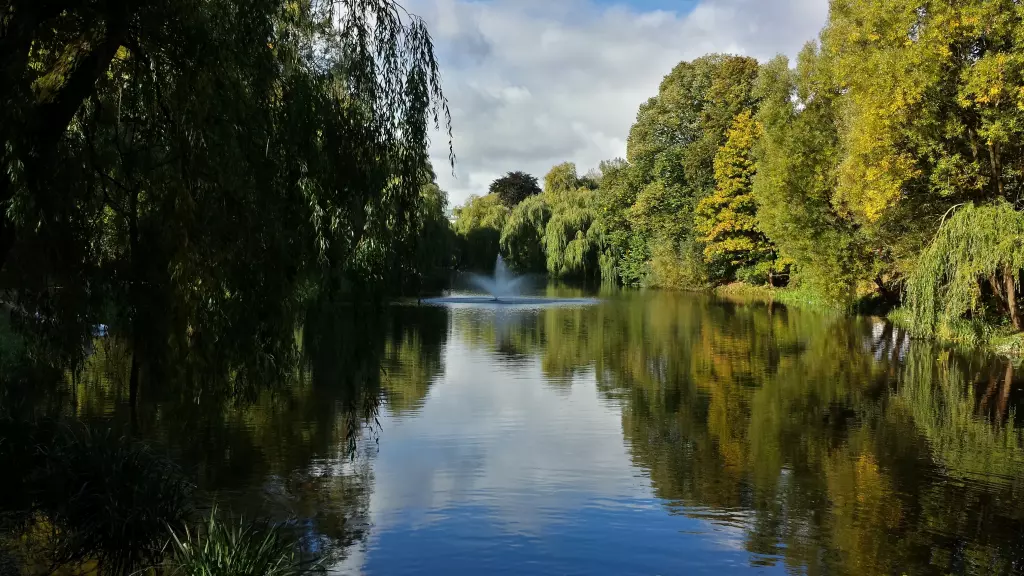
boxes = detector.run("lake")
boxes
[72,287,1024,575]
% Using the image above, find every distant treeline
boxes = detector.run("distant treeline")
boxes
[451,0,1024,344]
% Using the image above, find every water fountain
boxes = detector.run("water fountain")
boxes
[467,255,528,301]
[421,255,598,308]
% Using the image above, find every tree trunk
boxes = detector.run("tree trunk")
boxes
[1004,266,1022,332]
[0,2,126,273]
[874,275,898,305]
[989,140,1005,199]
[990,273,1008,307]
[128,187,141,433]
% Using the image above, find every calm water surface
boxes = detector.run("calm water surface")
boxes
[76,288,1024,574]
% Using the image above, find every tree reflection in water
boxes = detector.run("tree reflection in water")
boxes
[4,299,451,572]
[7,289,1024,574]
[454,291,1024,575]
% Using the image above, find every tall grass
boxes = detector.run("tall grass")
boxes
[714,282,847,314]
[166,508,320,576]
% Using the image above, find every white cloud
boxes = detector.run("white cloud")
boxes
[408,0,830,205]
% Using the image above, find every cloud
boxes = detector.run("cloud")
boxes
[407,0,830,205]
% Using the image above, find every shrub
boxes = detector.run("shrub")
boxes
[35,425,194,574]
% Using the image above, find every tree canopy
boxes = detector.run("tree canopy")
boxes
[0,0,454,399]
[489,171,542,208]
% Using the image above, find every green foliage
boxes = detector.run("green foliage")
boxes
[594,159,647,284]
[0,0,454,401]
[406,181,457,293]
[543,187,603,278]
[167,508,317,576]
[905,202,1024,340]
[624,54,761,288]
[489,171,541,208]
[452,194,508,271]
[501,194,550,273]
[455,0,1024,335]
[543,163,582,196]
[45,428,193,573]
[695,110,779,283]
[498,164,604,278]
[451,163,608,279]
[752,49,867,304]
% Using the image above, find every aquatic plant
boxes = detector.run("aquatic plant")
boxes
[167,508,319,576]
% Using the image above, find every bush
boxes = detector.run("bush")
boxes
[736,264,769,286]
[30,424,193,574]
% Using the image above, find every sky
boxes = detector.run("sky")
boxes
[402,0,831,206]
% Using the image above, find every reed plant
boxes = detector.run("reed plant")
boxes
[166,508,319,576]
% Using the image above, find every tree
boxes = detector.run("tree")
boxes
[811,0,1024,297]
[406,180,457,293]
[624,54,760,288]
[0,0,454,408]
[752,49,868,303]
[906,202,1024,338]
[544,162,582,196]
[489,171,541,208]
[543,186,603,279]
[453,194,508,271]
[501,194,550,273]
[595,159,647,284]
[696,110,779,284]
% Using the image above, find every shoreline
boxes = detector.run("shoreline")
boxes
[713,282,1024,360]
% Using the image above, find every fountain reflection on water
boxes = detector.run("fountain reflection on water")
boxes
[423,255,598,307]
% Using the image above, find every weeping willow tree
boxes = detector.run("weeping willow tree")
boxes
[496,186,604,279]
[452,193,507,271]
[461,162,610,279]
[500,194,550,272]
[543,189,603,278]
[0,0,454,402]
[905,202,1024,340]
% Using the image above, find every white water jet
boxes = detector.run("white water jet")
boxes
[467,255,529,301]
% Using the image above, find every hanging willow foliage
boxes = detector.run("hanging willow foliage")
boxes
[500,194,550,272]
[0,0,454,396]
[906,202,1024,338]
[543,188,603,278]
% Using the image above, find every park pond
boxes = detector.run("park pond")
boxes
[65,286,1024,574]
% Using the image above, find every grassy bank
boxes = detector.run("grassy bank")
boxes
[715,283,1024,359]
[713,283,847,314]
